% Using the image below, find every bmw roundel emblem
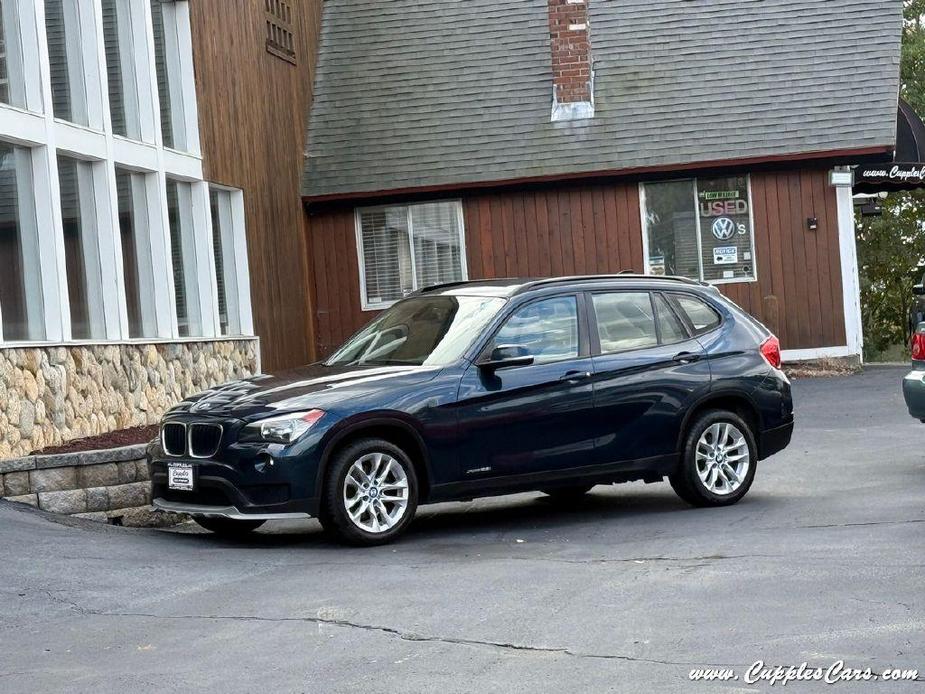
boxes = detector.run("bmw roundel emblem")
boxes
[712,217,736,240]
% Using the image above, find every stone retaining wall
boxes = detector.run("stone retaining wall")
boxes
[0,444,172,526]
[0,339,259,459]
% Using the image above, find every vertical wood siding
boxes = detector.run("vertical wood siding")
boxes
[190,0,324,370]
[308,168,846,357]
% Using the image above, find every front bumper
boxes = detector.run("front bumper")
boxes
[148,455,321,519]
[903,369,925,420]
[152,497,311,520]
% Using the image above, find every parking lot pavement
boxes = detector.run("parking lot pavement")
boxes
[0,365,923,693]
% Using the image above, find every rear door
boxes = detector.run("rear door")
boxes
[588,290,712,465]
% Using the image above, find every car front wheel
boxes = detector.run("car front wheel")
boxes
[670,409,757,507]
[319,438,419,546]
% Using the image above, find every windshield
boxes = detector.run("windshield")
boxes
[325,295,507,367]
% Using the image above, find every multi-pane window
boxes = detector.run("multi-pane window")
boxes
[0,142,44,341]
[356,201,466,310]
[57,155,104,339]
[643,175,757,283]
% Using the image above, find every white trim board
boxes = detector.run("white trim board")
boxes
[782,346,858,362]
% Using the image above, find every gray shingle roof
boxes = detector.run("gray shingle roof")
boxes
[303,0,902,199]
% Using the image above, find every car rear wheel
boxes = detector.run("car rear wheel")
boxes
[670,409,757,507]
[193,517,266,537]
[541,485,594,502]
[318,438,419,546]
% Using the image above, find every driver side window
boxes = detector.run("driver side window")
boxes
[491,296,579,364]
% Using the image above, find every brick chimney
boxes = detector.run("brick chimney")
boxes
[548,0,594,121]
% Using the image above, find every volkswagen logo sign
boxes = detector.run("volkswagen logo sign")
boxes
[712,217,736,240]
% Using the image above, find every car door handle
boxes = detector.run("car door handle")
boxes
[559,370,592,383]
[672,352,701,364]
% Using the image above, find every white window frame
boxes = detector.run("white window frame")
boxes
[354,200,469,311]
[639,175,758,286]
[0,0,249,347]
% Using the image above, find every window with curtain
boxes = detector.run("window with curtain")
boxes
[150,0,188,150]
[1,0,25,107]
[356,201,466,309]
[0,141,44,341]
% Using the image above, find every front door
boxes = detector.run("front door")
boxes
[454,294,596,480]
[588,291,712,465]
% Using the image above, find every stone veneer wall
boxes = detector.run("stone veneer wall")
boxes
[0,339,259,459]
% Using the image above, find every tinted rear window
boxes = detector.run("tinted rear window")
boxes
[672,294,722,335]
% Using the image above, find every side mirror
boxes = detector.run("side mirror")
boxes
[915,284,925,297]
[479,344,535,371]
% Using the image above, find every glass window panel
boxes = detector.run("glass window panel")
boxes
[115,168,144,337]
[410,202,463,289]
[672,294,722,335]
[209,189,229,335]
[592,292,658,353]
[58,155,102,339]
[643,180,699,280]
[0,142,44,341]
[45,0,88,125]
[359,207,413,306]
[102,0,141,138]
[150,0,182,149]
[654,293,686,344]
[493,296,579,364]
[1,0,24,107]
[697,175,756,282]
[166,179,191,336]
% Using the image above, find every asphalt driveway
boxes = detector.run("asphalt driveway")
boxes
[1,366,923,692]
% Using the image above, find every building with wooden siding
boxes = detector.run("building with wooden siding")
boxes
[301,0,905,364]
[0,0,322,457]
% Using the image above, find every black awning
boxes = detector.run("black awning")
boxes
[854,98,925,193]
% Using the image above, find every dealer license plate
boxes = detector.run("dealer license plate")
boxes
[168,463,194,491]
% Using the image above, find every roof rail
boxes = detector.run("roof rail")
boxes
[514,274,703,295]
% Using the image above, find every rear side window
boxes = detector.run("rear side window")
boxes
[492,296,579,363]
[592,292,658,353]
[654,294,688,344]
[672,294,722,335]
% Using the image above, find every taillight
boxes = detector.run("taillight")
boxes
[912,330,925,361]
[760,336,782,369]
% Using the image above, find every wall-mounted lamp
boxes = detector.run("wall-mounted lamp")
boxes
[806,217,818,232]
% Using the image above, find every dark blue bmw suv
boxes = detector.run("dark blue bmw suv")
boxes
[149,275,794,545]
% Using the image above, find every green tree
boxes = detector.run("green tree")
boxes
[856,0,925,359]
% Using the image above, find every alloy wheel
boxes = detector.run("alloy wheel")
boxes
[342,452,410,533]
[695,422,751,496]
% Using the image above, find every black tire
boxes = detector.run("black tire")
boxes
[541,485,594,502]
[669,409,757,507]
[318,437,419,546]
[193,516,266,537]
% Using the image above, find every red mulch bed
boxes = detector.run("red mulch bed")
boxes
[30,425,160,456]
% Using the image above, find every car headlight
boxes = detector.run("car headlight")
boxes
[243,409,325,444]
